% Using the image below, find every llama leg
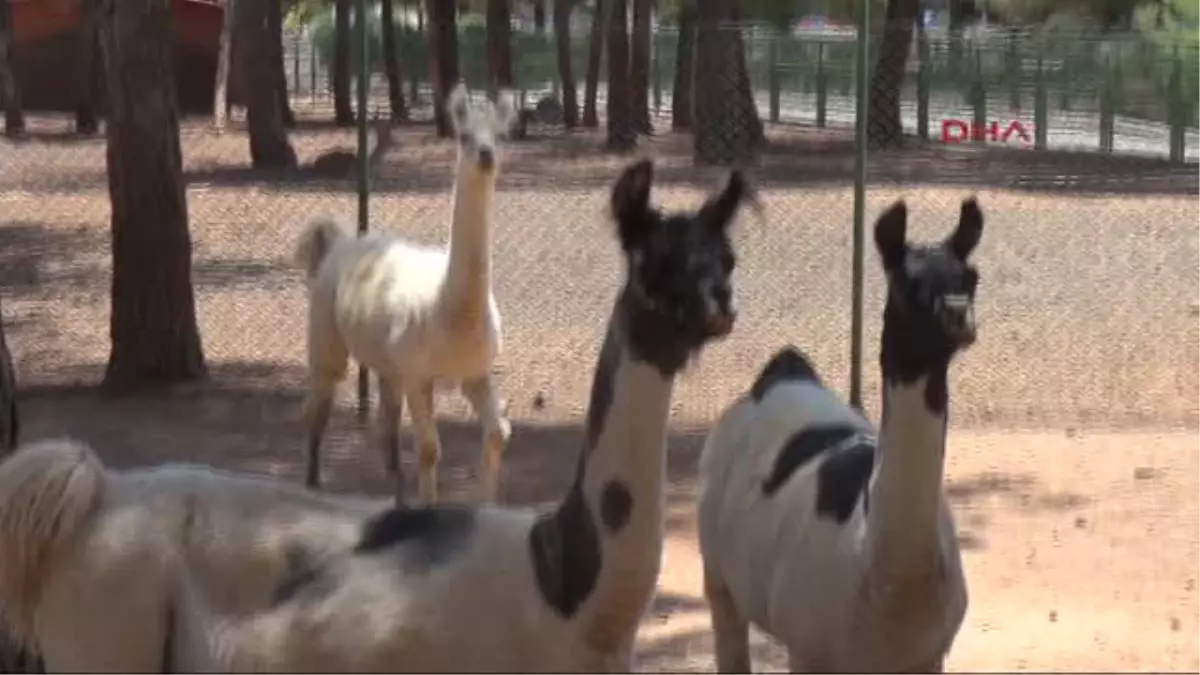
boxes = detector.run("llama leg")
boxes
[405,380,441,505]
[303,316,348,489]
[705,571,752,674]
[461,374,512,502]
[376,374,405,504]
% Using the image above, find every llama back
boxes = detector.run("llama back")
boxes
[0,438,107,646]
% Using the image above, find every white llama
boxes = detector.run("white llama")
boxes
[696,198,984,673]
[0,159,759,673]
[295,83,515,504]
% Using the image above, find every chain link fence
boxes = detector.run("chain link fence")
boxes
[0,5,1196,672]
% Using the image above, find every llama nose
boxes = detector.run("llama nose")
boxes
[478,148,495,170]
[940,295,976,346]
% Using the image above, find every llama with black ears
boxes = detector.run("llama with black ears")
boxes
[0,159,758,672]
[696,198,984,673]
[295,82,516,504]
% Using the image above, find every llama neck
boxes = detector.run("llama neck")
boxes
[867,316,951,578]
[531,296,678,654]
[441,163,495,316]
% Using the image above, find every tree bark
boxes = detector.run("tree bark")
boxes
[212,0,236,129]
[380,0,408,121]
[605,0,634,150]
[582,0,603,127]
[98,0,206,391]
[533,0,546,32]
[692,0,761,165]
[0,0,23,138]
[629,0,651,133]
[867,0,919,149]
[333,0,354,126]
[267,0,294,127]
[76,0,103,135]
[239,0,297,167]
[487,0,514,97]
[670,0,693,129]
[553,0,578,128]
[427,0,459,137]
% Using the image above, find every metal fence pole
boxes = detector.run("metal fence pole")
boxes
[849,0,870,410]
[356,0,371,420]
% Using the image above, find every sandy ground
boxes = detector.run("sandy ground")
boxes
[0,109,1197,672]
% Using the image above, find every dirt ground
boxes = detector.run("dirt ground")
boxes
[0,108,1197,672]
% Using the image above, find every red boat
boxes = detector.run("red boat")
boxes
[10,0,224,114]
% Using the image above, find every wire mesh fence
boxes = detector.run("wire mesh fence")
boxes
[0,8,1196,670]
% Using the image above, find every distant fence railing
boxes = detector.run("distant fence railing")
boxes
[284,18,1199,161]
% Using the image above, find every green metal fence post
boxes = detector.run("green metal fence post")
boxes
[355,0,371,420]
[1169,46,1185,163]
[310,26,318,103]
[1007,29,1020,112]
[1099,50,1114,153]
[652,31,662,115]
[917,26,930,140]
[816,41,827,128]
[971,45,986,144]
[850,0,870,410]
[1034,50,1047,150]
[768,31,781,123]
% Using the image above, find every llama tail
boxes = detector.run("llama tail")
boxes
[0,438,107,646]
[294,215,351,279]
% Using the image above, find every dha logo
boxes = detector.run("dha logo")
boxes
[941,119,1034,145]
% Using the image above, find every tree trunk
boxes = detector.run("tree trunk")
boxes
[212,0,236,129]
[427,0,459,137]
[268,0,294,128]
[582,0,603,127]
[487,0,514,97]
[605,0,634,149]
[693,0,760,164]
[553,0,578,128]
[239,0,296,167]
[670,0,693,129]
[0,301,14,457]
[333,0,354,126]
[98,0,206,391]
[533,0,546,32]
[867,0,919,149]
[0,0,23,138]
[76,0,103,135]
[380,0,408,121]
[629,0,651,133]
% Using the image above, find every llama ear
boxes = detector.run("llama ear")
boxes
[874,200,909,271]
[699,169,763,233]
[611,159,654,248]
[491,89,517,135]
[946,197,983,261]
[446,83,470,132]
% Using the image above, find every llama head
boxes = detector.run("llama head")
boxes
[609,159,759,375]
[446,83,516,175]
[875,197,983,366]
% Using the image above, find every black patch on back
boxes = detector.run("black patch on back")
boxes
[761,424,860,496]
[751,346,822,402]
[815,440,876,524]
[355,505,477,570]
[272,545,337,607]
[600,480,633,533]
[529,470,601,618]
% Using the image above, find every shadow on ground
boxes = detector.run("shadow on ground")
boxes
[1,122,1194,198]
[15,360,1093,554]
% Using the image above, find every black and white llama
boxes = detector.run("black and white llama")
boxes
[696,198,984,672]
[0,159,758,672]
